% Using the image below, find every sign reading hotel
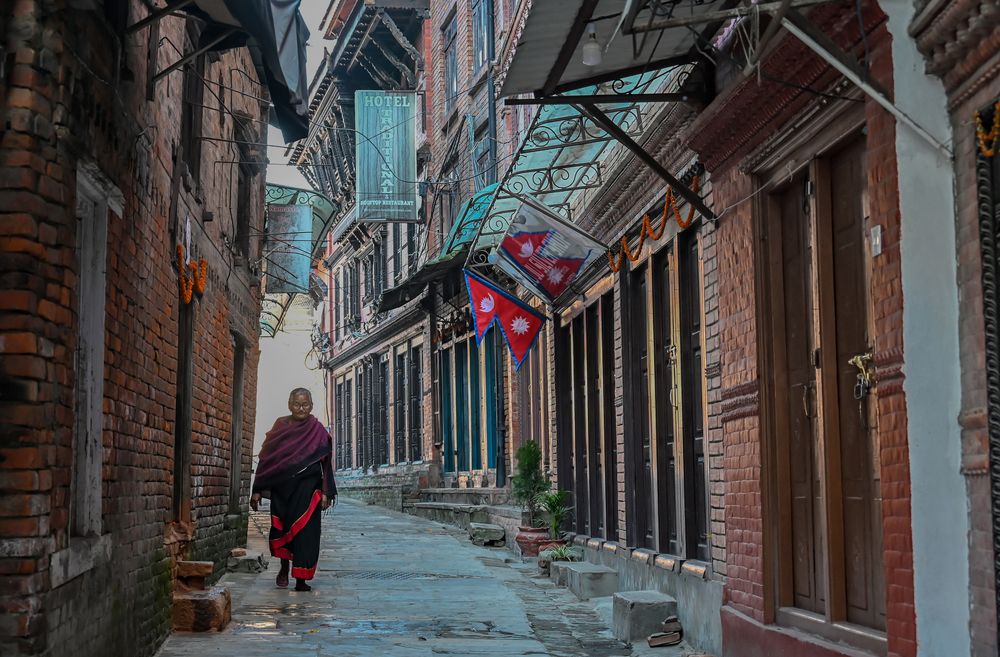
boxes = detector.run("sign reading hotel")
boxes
[355,90,418,223]
[264,203,313,294]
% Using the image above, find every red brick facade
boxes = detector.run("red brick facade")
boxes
[687,4,917,656]
[1,3,265,655]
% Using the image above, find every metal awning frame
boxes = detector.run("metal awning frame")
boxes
[462,66,707,287]
[616,1,951,157]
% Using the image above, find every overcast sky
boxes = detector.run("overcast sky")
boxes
[264,1,331,190]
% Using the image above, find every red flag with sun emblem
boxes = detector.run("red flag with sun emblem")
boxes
[497,197,606,303]
[463,269,546,369]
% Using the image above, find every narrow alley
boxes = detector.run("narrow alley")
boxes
[157,498,672,657]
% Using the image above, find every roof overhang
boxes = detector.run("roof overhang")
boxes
[500,0,736,98]
[129,0,312,143]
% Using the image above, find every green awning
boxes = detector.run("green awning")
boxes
[377,183,500,312]
[261,184,339,336]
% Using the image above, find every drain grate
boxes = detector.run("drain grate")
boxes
[334,570,431,581]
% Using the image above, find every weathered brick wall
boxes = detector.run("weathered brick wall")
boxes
[686,6,917,655]
[0,2,265,655]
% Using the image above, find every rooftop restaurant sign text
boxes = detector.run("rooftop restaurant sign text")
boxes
[355,90,418,223]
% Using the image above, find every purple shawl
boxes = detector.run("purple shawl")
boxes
[253,415,333,494]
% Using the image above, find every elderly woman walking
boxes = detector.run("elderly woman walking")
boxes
[251,388,337,591]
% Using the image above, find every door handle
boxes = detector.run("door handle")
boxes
[801,383,813,419]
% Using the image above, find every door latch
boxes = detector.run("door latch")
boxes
[849,352,875,400]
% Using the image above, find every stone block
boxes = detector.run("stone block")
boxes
[172,586,231,632]
[563,562,619,600]
[550,561,572,587]
[612,590,678,643]
[230,548,247,558]
[176,560,214,578]
[468,522,505,546]
[227,554,267,573]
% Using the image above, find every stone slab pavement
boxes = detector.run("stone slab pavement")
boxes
[157,498,701,657]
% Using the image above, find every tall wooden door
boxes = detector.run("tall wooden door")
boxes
[775,176,826,614]
[827,140,885,630]
[768,135,886,633]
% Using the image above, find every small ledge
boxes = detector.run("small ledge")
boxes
[50,534,111,588]
[681,559,709,579]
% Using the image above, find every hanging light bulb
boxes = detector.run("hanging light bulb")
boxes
[581,24,603,67]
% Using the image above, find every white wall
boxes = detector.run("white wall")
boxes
[253,298,328,477]
[883,2,970,655]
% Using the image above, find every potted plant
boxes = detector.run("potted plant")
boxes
[511,441,550,556]
[537,543,579,576]
[537,489,571,552]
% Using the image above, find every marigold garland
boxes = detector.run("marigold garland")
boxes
[976,101,1000,158]
[176,244,209,303]
[607,176,701,273]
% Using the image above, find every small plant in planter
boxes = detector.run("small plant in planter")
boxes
[511,441,549,525]
[511,442,551,557]
[537,544,579,576]
[537,489,572,551]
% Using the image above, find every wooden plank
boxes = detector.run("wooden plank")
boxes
[812,157,847,622]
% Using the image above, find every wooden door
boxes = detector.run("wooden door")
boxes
[776,176,826,614]
[586,305,604,536]
[441,348,455,473]
[628,264,654,548]
[600,292,619,541]
[652,249,679,554]
[572,315,590,533]
[828,139,885,630]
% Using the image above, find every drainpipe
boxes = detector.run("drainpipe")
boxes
[485,0,507,488]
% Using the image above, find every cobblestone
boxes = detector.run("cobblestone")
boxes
[158,499,696,657]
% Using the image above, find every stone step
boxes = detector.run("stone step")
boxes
[419,487,510,506]
[172,586,231,632]
[561,562,619,600]
[612,590,679,643]
[468,522,506,546]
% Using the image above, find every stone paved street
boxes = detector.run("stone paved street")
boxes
[157,499,694,657]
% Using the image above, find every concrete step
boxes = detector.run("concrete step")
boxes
[419,487,510,506]
[469,522,506,546]
[612,590,678,643]
[409,502,490,529]
[561,562,619,600]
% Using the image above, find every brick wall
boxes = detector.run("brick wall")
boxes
[0,2,265,655]
[687,6,917,655]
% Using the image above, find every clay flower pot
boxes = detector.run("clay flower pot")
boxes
[515,526,549,557]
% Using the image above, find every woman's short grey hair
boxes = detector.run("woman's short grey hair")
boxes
[288,387,312,401]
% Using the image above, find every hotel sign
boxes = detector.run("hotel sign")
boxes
[355,90,418,223]
[264,203,313,294]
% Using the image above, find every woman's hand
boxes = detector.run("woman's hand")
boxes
[250,493,262,511]
[321,494,333,510]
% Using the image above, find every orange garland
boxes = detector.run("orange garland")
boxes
[176,245,209,303]
[607,176,700,273]
[976,101,1000,158]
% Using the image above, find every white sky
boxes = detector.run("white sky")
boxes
[265,1,332,190]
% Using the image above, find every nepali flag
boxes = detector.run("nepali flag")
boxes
[463,269,546,370]
[497,197,605,303]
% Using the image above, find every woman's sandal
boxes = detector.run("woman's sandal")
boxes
[276,571,289,588]
[294,579,312,592]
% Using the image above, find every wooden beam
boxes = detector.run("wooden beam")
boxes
[377,9,422,68]
[127,0,195,35]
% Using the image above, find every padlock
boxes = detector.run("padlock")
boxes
[854,374,869,400]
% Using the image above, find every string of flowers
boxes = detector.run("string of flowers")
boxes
[607,176,700,273]
[176,244,209,304]
[976,100,1000,158]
